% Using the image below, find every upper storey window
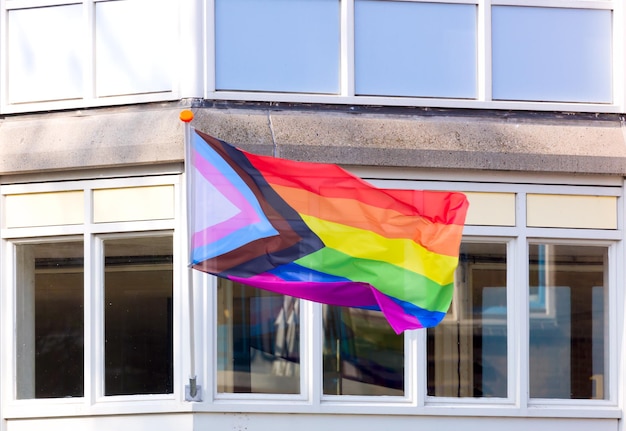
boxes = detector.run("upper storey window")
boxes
[492,6,612,104]
[3,0,177,112]
[0,0,621,113]
[354,1,477,99]
[215,0,340,94]
[208,0,620,113]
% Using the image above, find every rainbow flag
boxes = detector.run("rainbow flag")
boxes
[189,129,469,333]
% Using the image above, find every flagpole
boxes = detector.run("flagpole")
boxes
[180,109,201,401]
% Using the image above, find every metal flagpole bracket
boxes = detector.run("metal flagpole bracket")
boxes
[185,376,202,401]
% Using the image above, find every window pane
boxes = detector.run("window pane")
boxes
[323,306,403,396]
[104,236,173,396]
[16,241,84,399]
[7,5,83,103]
[428,242,507,398]
[492,7,612,103]
[355,1,476,98]
[529,244,608,399]
[215,0,340,93]
[95,0,174,97]
[217,280,300,394]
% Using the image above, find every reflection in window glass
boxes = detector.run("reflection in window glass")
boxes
[492,6,611,103]
[7,5,83,104]
[215,0,340,93]
[428,242,507,398]
[16,241,84,399]
[323,306,403,396]
[529,244,608,399]
[217,280,300,394]
[104,236,173,396]
[355,1,476,98]
[95,0,174,97]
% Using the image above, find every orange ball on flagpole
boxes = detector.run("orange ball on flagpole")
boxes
[180,109,194,123]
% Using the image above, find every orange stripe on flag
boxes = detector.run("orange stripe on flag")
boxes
[271,184,465,257]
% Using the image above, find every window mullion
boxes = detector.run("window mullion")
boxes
[614,183,626,404]
[340,0,355,97]
[205,0,216,95]
[85,187,96,403]
[513,191,529,408]
[608,242,620,404]
[88,234,103,402]
[413,325,425,407]
[510,236,528,407]
[477,0,492,102]
[306,300,321,404]
[82,0,95,102]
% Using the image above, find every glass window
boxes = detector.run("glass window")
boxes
[355,1,476,98]
[16,241,84,399]
[103,236,174,396]
[492,6,612,103]
[95,0,174,97]
[7,5,83,104]
[529,244,608,399]
[428,242,507,398]
[323,305,403,396]
[217,280,300,394]
[215,0,340,93]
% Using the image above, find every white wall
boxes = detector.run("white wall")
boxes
[3,413,619,431]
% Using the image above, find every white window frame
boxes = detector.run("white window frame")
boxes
[0,0,184,114]
[0,174,188,419]
[192,171,624,419]
[0,170,622,422]
[1,0,621,114]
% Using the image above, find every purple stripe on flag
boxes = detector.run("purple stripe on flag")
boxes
[227,275,380,309]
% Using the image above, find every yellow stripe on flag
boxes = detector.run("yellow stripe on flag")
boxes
[273,184,464,257]
[300,215,458,286]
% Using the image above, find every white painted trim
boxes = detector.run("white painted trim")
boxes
[491,0,614,8]
[367,178,623,198]
[0,164,184,186]
[202,91,623,114]
[340,0,355,97]
[348,166,624,187]
[507,236,529,407]
[3,92,621,117]
[1,92,180,115]
[404,331,428,407]
[204,0,216,94]
[83,0,95,101]
[178,0,204,98]
[613,0,625,110]
[4,0,82,10]
[617,183,626,431]
[309,302,323,407]
[84,187,95,406]
[477,0,491,102]
[0,413,618,431]
[1,175,179,195]
[0,0,7,113]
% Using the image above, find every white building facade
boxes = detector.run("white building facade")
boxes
[0,1,625,430]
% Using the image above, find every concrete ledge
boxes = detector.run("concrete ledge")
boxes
[1,101,625,176]
[0,103,185,175]
[195,105,626,175]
